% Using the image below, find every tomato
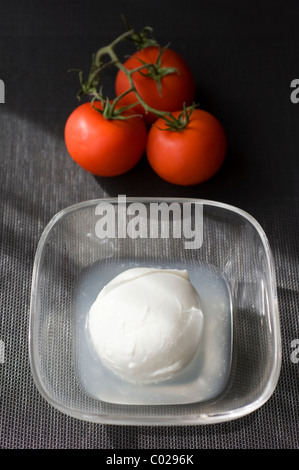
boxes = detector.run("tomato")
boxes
[115,46,196,125]
[64,101,147,176]
[146,109,227,186]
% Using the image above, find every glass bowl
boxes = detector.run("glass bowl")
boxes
[29,198,281,425]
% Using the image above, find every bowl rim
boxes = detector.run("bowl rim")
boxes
[29,197,282,425]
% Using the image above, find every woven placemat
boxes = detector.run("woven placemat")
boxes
[0,0,298,449]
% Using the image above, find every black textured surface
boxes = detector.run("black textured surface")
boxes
[0,0,298,449]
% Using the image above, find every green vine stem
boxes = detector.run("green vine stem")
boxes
[121,15,159,50]
[75,25,196,130]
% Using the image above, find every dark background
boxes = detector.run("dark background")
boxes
[0,0,298,449]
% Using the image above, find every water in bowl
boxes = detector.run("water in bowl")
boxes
[74,260,232,405]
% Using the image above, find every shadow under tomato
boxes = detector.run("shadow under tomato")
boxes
[93,143,250,202]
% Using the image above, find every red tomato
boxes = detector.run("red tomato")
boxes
[115,46,196,125]
[146,109,227,186]
[64,101,147,176]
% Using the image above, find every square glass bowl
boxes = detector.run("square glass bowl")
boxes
[29,198,281,425]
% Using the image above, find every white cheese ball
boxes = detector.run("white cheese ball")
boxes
[88,267,204,383]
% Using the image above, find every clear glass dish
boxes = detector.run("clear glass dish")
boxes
[29,198,281,425]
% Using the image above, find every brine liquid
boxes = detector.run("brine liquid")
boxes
[74,261,232,405]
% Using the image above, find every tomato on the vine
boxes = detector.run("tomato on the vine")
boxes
[64,101,147,176]
[146,109,227,186]
[115,46,196,125]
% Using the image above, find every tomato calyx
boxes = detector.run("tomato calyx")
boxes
[154,103,198,132]
[90,91,141,121]
[134,45,178,96]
